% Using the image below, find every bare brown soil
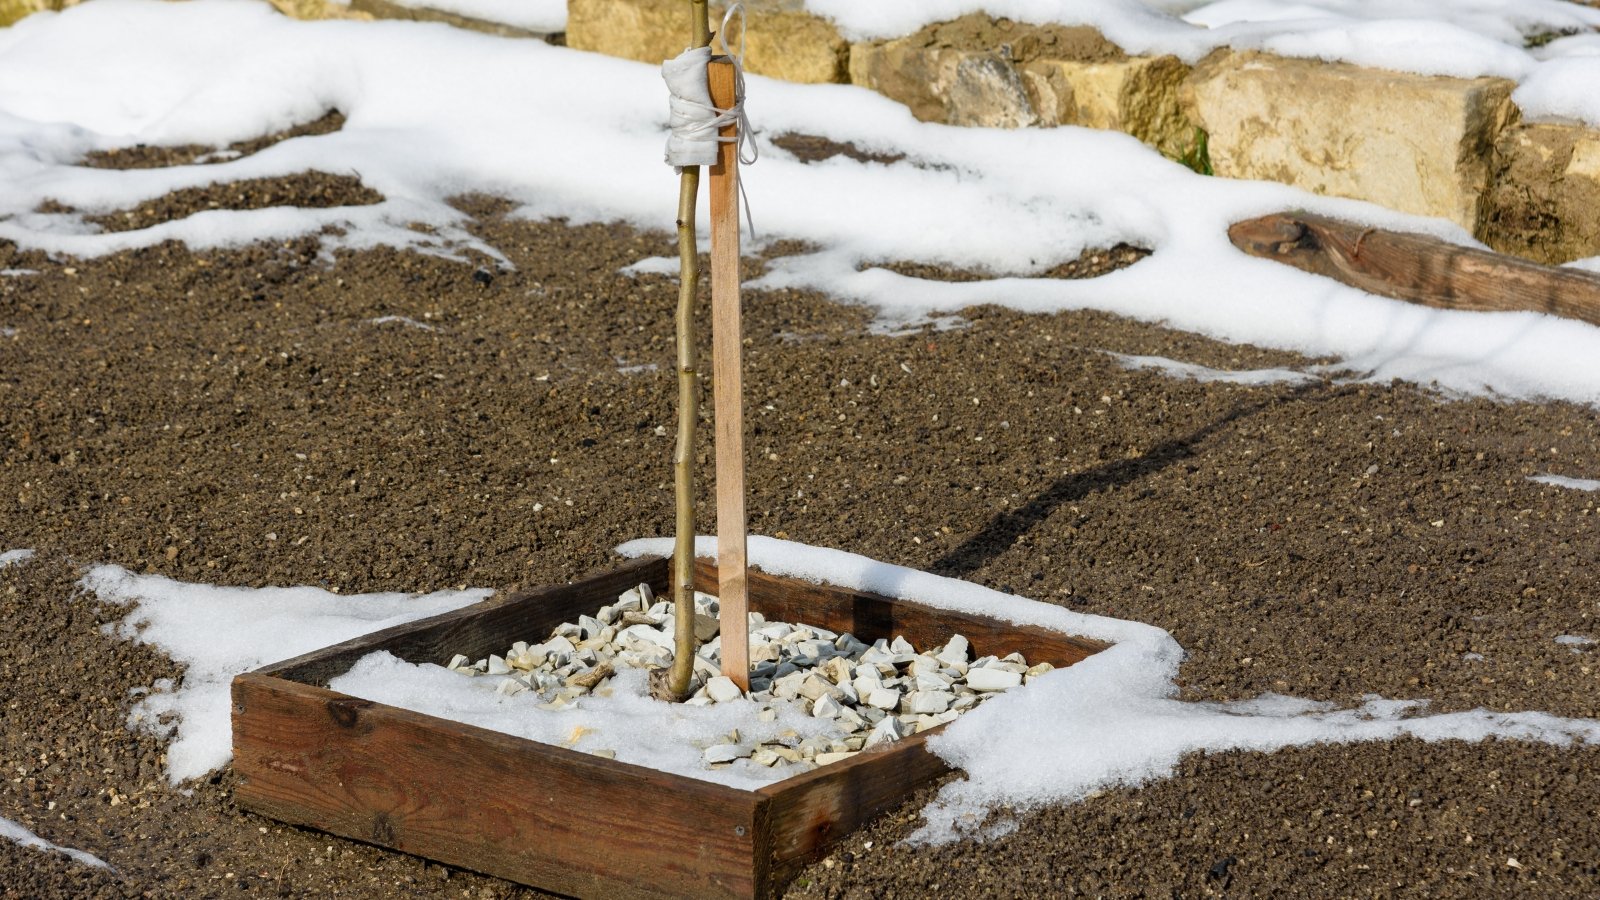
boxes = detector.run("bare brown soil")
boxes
[878,243,1151,281]
[80,111,347,171]
[85,172,382,233]
[2,167,1600,898]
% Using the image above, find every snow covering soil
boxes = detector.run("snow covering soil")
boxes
[1530,473,1600,491]
[0,816,112,871]
[83,565,489,783]
[5,2,1600,406]
[1107,351,1317,386]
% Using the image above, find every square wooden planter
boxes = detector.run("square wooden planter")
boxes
[231,555,1107,899]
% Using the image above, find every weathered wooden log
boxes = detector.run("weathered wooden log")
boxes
[1228,212,1600,328]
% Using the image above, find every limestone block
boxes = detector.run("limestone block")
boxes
[567,0,683,62]
[1574,138,1600,183]
[0,0,75,28]
[849,42,1038,128]
[1017,63,1075,128]
[849,15,1130,130]
[0,0,42,27]
[1483,123,1600,265]
[271,0,372,23]
[568,0,848,83]
[738,4,849,84]
[1182,50,1516,229]
[1022,55,1190,151]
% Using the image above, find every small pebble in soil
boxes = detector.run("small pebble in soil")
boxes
[446,583,1046,772]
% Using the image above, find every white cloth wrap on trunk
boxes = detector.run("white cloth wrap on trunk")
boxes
[662,46,720,168]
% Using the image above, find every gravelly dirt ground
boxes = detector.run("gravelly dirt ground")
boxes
[2,149,1600,898]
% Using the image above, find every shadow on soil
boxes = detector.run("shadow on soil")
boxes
[929,380,1331,581]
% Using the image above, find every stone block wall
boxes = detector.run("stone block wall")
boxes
[846,15,1190,152]
[568,0,847,83]
[1025,55,1190,150]
[1181,51,1517,232]
[560,0,1600,263]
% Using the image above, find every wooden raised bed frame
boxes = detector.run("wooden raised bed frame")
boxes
[232,556,1107,899]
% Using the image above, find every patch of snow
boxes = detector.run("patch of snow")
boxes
[1529,474,1600,492]
[1462,652,1486,661]
[1108,351,1316,385]
[619,255,680,278]
[82,565,491,783]
[367,315,438,331]
[0,815,112,870]
[774,330,832,344]
[1,267,37,276]
[0,549,35,568]
[868,313,972,337]
[618,536,1600,843]
[330,653,837,789]
[3,2,1600,405]
[193,148,242,164]
[1183,0,1600,77]
[1556,634,1596,648]
[1517,34,1600,127]
[616,362,659,375]
[379,0,565,32]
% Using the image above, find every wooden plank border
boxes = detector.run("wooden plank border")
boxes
[233,557,1108,898]
[234,673,762,899]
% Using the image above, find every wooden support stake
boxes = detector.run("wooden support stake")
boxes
[708,57,749,689]
[1229,212,1600,328]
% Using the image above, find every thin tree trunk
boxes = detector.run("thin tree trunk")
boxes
[655,0,712,703]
